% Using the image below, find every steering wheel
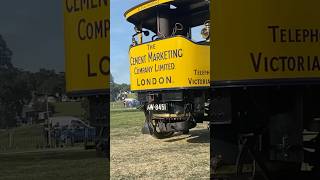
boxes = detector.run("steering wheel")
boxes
[172,23,184,36]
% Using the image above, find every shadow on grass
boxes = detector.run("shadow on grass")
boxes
[163,129,210,144]
[187,129,210,143]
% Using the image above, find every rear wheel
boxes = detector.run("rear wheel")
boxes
[145,112,174,139]
[152,129,174,139]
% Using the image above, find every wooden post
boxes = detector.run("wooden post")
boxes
[8,130,13,148]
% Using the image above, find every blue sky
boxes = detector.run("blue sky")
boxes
[110,0,145,84]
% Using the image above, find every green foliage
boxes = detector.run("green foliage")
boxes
[0,35,32,128]
[0,34,13,69]
[31,69,65,95]
[110,74,130,101]
[0,65,64,128]
[0,35,66,128]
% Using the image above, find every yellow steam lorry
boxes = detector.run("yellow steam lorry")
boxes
[126,0,320,179]
[125,0,210,139]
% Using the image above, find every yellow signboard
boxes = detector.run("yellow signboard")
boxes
[129,37,210,91]
[212,0,320,85]
[64,0,109,95]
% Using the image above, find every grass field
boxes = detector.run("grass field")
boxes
[0,148,108,180]
[0,101,85,153]
[110,110,210,179]
[0,124,45,152]
[53,101,83,118]
[110,101,127,110]
[0,102,108,180]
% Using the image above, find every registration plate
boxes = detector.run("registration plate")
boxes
[146,103,168,111]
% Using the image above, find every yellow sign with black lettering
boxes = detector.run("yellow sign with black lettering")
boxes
[129,37,210,91]
[64,0,109,95]
[212,0,320,84]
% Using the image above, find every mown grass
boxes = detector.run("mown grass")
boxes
[0,101,108,180]
[110,110,210,179]
[110,100,140,117]
[0,124,45,152]
[0,148,108,180]
[110,101,124,110]
[0,102,88,153]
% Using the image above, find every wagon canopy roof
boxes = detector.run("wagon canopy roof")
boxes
[124,0,210,33]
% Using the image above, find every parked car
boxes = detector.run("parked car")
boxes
[123,98,140,108]
[48,116,95,145]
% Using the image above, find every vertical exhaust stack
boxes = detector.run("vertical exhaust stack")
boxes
[157,5,171,38]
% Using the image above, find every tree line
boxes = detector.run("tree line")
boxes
[110,74,130,101]
[0,35,65,128]
[0,34,131,128]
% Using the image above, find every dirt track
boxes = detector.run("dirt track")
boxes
[110,111,210,179]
